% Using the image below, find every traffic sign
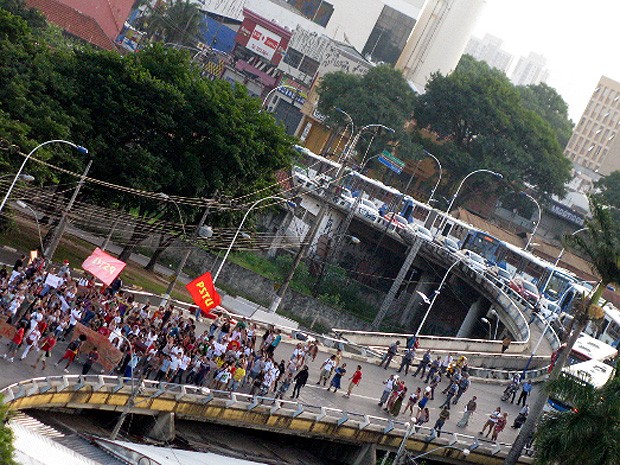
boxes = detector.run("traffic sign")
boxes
[378,156,403,174]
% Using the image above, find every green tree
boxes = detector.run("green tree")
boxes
[518,82,574,149]
[595,170,620,214]
[533,371,620,465]
[0,10,294,262]
[415,55,571,196]
[141,0,203,46]
[0,395,16,465]
[505,196,620,465]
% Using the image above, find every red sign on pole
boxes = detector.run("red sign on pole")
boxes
[185,272,221,315]
[82,247,127,286]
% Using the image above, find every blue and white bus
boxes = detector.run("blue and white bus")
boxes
[460,230,579,299]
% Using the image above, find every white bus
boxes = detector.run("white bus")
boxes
[546,359,615,413]
[585,304,620,348]
[568,333,618,365]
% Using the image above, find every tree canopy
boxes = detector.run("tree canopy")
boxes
[0,3,295,258]
[415,55,572,196]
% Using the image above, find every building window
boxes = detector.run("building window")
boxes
[287,0,334,27]
[299,56,320,76]
[283,48,303,68]
[362,6,416,65]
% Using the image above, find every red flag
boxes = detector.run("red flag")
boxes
[185,272,221,314]
[81,248,127,286]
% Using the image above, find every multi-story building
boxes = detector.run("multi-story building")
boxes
[198,0,424,65]
[465,33,513,74]
[510,51,549,86]
[565,75,620,178]
[395,0,486,92]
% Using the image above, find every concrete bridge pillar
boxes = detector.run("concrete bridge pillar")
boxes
[399,269,435,327]
[456,296,489,338]
[372,238,423,329]
[147,412,176,442]
[267,210,295,258]
[351,443,377,465]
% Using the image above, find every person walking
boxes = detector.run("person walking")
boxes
[480,407,501,437]
[413,349,431,378]
[517,380,533,407]
[439,379,459,409]
[501,336,512,353]
[403,387,422,415]
[397,348,415,375]
[32,332,57,370]
[453,373,470,405]
[344,365,362,398]
[433,406,450,437]
[54,334,88,372]
[291,365,309,399]
[456,396,477,428]
[379,340,400,369]
[328,363,346,392]
[378,375,396,407]
[415,407,430,432]
[81,347,99,375]
[424,356,441,383]
[317,355,337,386]
[491,412,508,441]
[1,321,26,362]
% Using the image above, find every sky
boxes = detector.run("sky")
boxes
[472,0,620,121]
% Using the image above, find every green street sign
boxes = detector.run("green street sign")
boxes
[382,150,405,168]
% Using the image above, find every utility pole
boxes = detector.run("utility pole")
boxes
[160,205,211,307]
[268,124,394,313]
[45,159,93,261]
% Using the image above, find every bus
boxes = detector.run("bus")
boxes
[546,359,615,413]
[568,333,618,365]
[460,230,579,300]
[585,305,620,348]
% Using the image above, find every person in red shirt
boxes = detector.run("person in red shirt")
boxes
[33,333,57,370]
[344,365,363,398]
[2,322,26,362]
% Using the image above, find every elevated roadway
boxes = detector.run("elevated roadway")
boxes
[2,375,534,465]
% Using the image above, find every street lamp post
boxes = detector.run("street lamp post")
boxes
[439,169,503,235]
[334,107,355,161]
[261,85,303,111]
[423,150,442,206]
[414,259,462,338]
[213,196,295,283]
[158,194,213,307]
[0,140,88,216]
[45,157,93,261]
[110,333,138,440]
[541,227,588,298]
[522,314,559,375]
[519,192,542,251]
[267,124,394,314]
[15,200,44,254]
[480,317,492,340]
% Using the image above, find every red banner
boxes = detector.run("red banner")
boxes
[82,248,126,286]
[185,272,221,314]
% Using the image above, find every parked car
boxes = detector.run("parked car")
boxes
[457,249,488,273]
[357,203,381,222]
[434,235,460,253]
[485,265,512,284]
[382,212,408,231]
[509,277,541,304]
[407,224,434,242]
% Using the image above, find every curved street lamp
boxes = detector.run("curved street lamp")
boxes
[213,196,296,283]
[157,193,214,306]
[423,150,442,206]
[414,258,462,338]
[334,107,355,160]
[519,191,542,251]
[261,85,304,111]
[15,200,44,254]
[0,140,88,215]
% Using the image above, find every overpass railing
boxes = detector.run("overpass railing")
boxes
[1,375,532,461]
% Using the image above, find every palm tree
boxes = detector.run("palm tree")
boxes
[505,196,620,464]
[142,0,203,46]
[533,370,620,465]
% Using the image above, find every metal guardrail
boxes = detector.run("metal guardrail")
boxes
[1,375,532,460]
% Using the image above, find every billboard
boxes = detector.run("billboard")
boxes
[246,24,282,60]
